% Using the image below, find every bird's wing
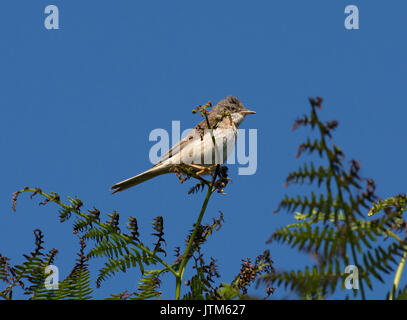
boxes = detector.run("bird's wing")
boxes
[152,110,227,167]
[152,118,206,167]
[152,132,195,167]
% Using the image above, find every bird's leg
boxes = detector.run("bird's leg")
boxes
[187,164,217,176]
[187,164,207,171]
[176,164,210,185]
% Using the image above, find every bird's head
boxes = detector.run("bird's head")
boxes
[214,96,256,127]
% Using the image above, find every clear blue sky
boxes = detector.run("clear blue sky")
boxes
[1,1,406,299]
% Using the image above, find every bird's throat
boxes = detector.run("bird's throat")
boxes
[231,112,245,127]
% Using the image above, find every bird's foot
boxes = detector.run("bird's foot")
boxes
[187,164,215,176]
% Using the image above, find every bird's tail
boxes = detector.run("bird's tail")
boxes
[110,166,168,193]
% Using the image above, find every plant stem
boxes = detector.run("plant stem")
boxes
[175,166,218,300]
[389,236,407,300]
[316,114,366,300]
[0,292,9,300]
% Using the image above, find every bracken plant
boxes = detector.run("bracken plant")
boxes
[259,97,407,299]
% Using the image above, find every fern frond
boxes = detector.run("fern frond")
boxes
[151,216,166,257]
[267,97,406,299]
[260,264,340,299]
[133,268,168,300]
[87,233,131,259]
[285,163,331,188]
[0,255,11,284]
[55,238,93,300]
[96,252,145,288]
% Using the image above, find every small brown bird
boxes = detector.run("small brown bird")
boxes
[110,96,255,193]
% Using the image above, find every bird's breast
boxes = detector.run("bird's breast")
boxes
[170,127,238,166]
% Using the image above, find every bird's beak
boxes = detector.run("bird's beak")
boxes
[241,109,256,115]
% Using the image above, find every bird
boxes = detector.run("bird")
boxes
[110,96,255,193]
